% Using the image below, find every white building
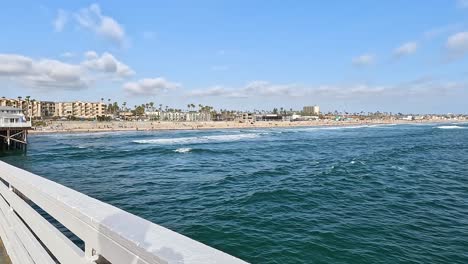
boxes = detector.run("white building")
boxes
[0,107,30,127]
[146,111,211,121]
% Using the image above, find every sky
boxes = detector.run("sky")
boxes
[1,0,468,114]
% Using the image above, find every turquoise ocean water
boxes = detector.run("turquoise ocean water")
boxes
[1,123,468,263]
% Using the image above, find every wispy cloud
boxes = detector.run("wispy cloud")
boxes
[74,4,126,45]
[53,9,68,32]
[394,42,418,58]
[446,31,468,60]
[187,78,463,100]
[123,78,180,96]
[352,54,375,66]
[423,23,463,40]
[60,52,75,58]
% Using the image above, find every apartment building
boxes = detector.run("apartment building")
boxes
[303,105,320,115]
[55,102,104,119]
[145,111,211,121]
[0,98,104,119]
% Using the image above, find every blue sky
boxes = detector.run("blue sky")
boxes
[1,1,468,113]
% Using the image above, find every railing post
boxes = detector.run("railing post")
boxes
[85,243,99,262]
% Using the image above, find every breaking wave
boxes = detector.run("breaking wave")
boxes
[436,125,465,129]
[174,148,192,153]
[133,133,260,145]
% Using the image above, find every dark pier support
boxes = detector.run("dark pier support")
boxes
[0,127,29,152]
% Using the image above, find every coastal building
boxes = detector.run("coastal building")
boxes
[0,98,41,119]
[40,101,56,118]
[255,114,283,122]
[303,105,320,115]
[54,101,104,119]
[0,107,28,127]
[146,111,211,122]
[0,98,103,119]
[236,113,255,123]
[0,106,31,151]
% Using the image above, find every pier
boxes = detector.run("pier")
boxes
[0,107,31,151]
[0,161,247,263]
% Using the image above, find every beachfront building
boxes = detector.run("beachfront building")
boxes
[0,97,104,119]
[236,113,256,123]
[146,111,211,122]
[303,105,320,115]
[0,98,43,119]
[0,107,29,127]
[55,101,105,119]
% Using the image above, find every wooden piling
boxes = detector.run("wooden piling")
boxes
[0,127,30,152]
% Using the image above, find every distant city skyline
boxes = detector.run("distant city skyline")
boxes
[1,1,468,113]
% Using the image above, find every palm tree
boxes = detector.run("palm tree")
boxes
[187,104,191,112]
[149,102,155,112]
[122,102,127,111]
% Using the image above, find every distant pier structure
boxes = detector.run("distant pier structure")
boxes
[0,106,31,151]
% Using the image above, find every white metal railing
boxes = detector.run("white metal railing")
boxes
[0,161,247,264]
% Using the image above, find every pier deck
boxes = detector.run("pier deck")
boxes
[0,161,246,263]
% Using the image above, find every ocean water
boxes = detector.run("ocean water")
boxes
[1,123,468,263]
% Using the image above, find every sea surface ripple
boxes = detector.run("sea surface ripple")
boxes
[1,123,468,263]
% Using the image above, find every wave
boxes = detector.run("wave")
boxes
[133,133,260,145]
[436,125,465,129]
[174,148,192,153]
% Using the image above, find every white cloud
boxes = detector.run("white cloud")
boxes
[0,52,134,90]
[26,59,88,90]
[0,54,34,76]
[82,51,134,78]
[0,54,88,89]
[53,9,68,32]
[189,81,301,98]
[394,42,418,58]
[352,54,375,66]
[187,78,462,100]
[74,4,126,44]
[84,50,98,59]
[423,23,462,39]
[446,31,468,59]
[123,78,180,96]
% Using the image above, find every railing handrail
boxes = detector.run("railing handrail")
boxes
[0,161,247,263]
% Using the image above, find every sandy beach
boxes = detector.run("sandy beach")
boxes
[29,119,464,134]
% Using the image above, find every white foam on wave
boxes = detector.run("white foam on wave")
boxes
[436,125,465,129]
[174,148,192,153]
[134,133,260,145]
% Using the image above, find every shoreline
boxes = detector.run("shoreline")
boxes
[28,119,465,135]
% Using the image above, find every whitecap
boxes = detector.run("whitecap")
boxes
[436,125,465,129]
[133,133,260,145]
[174,148,192,153]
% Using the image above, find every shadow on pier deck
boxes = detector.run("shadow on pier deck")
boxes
[0,239,11,264]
